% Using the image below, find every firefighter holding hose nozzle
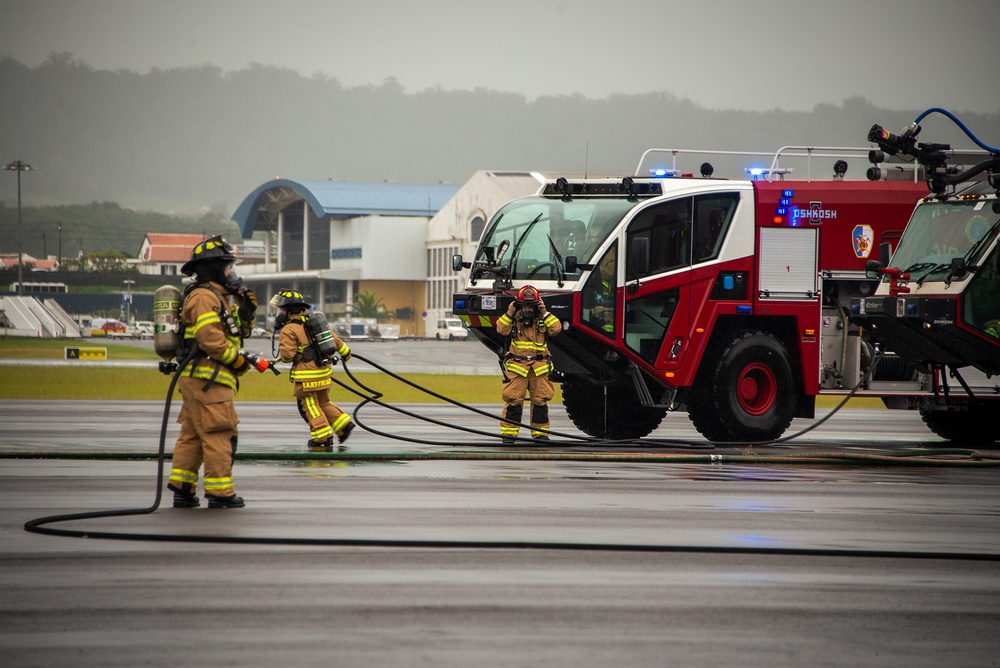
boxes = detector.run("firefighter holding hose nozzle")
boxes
[496,285,562,442]
[168,236,269,510]
[271,289,355,449]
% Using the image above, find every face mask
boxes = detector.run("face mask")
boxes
[222,262,243,294]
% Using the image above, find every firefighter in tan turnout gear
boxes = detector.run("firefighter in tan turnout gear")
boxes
[496,285,562,442]
[168,236,264,510]
[272,289,355,448]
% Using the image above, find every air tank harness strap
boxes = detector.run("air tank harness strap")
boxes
[506,353,551,361]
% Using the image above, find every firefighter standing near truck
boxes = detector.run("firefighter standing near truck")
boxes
[496,285,562,442]
[168,236,260,510]
[271,289,355,448]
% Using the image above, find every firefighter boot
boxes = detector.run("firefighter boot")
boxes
[307,437,333,450]
[205,494,246,509]
[167,483,200,509]
[337,421,355,444]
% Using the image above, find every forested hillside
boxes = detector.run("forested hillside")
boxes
[0,201,238,259]
[2,52,998,258]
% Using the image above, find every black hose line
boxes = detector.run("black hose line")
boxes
[341,352,708,448]
[23,346,199,536]
[23,350,1000,561]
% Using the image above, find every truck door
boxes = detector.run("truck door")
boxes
[622,192,742,370]
[622,197,693,368]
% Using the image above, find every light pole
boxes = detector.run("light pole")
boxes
[122,279,135,324]
[4,160,36,296]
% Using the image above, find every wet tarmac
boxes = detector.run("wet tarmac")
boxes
[2,367,1000,665]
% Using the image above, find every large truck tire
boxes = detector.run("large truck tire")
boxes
[562,375,666,441]
[688,330,796,443]
[920,406,998,448]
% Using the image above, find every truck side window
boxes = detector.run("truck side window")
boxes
[962,246,1000,338]
[626,198,692,281]
[692,192,740,263]
[581,243,617,339]
[624,289,679,365]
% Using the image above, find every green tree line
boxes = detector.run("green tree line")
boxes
[2,51,998,250]
[0,200,239,260]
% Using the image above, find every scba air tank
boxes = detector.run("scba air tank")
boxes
[153,284,182,362]
[304,310,340,360]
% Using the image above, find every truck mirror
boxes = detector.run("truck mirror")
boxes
[564,255,578,273]
[949,257,968,278]
[629,237,650,277]
[878,242,892,267]
[865,259,883,280]
[452,254,464,272]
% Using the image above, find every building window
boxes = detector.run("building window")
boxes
[470,216,486,243]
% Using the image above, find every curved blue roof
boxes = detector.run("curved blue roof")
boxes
[232,179,461,237]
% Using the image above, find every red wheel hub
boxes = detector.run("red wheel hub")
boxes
[737,362,776,415]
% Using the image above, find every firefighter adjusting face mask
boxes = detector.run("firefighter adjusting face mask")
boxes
[222,262,243,294]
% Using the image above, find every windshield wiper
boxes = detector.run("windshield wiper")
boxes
[943,216,1000,285]
[902,262,936,273]
[507,213,543,278]
[962,217,1000,266]
[546,235,566,287]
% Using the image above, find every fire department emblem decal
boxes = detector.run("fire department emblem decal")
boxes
[852,225,873,259]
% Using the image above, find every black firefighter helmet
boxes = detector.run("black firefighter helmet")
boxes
[270,289,310,313]
[180,235,238,277]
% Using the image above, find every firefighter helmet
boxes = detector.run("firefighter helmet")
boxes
[516,285,540,305]
[180,235,237,276]
[270,289,310,311]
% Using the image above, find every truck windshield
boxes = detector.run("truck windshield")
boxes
[890,200,1000,283]
[477,196,636,281]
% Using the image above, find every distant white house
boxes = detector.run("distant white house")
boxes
[133,233,207,276]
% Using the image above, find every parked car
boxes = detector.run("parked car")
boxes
[88,318,127,337]
[130,321,154,339]
[432,317,469,340]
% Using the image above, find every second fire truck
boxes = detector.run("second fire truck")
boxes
[452,140,979,443]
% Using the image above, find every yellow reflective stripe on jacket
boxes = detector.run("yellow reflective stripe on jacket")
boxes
[338,341,350,356]
[542,313,559,328]
[184,314,241,367]
[498,313,513,327]
[183,362,239,390]
[533,361,553,375]
[290,367,333,384]
[190,310,221,334]
[504,361,530,377]
[511,340,547,353]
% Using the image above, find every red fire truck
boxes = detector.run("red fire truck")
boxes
[452,145,932,442]
[851,109,1000,446]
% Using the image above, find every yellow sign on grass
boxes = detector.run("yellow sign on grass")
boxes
[65,347,108,360]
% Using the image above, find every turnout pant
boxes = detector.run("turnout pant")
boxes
[294,384,351,443]
[170,376,239,497]
[500,367,555,439]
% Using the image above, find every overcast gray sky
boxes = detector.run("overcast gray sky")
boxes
[2,0,998,114]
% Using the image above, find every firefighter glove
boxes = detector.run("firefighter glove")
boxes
[237,288,258,329]
[232,353,252,376]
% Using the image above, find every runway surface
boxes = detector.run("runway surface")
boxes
[2,396,1000,666]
